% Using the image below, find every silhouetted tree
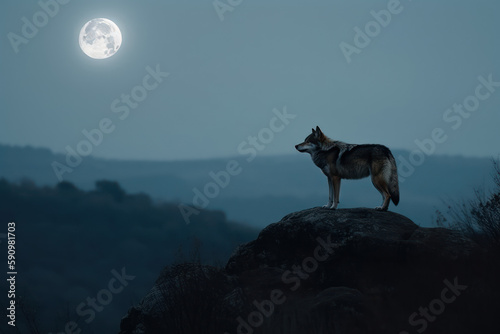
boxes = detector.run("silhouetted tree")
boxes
[95,180,126,202]
[56,181,78,192]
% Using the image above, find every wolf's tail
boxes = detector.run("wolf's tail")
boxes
[388,153,400,206]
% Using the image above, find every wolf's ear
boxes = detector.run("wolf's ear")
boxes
[315,126,325,139]
[311,127,316,134]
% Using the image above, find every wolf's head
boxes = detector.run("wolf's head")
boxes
[295,126,327,154]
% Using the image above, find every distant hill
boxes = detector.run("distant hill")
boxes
[0,144,496,227]
[0,178,257,333]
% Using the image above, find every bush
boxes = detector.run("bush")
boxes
[436,159,500,251]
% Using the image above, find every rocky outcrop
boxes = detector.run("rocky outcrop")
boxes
[119,208,499,334]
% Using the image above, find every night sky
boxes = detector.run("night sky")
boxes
[1,0,499,161]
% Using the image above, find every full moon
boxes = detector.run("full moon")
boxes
[79,18,122,59]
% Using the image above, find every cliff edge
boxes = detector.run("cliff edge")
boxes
[119,208,498,334]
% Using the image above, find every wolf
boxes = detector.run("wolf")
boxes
[295,126,399,211]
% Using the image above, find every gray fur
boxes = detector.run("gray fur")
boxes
[295,126,400,211]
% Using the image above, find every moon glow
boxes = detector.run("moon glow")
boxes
[79,18,122,59]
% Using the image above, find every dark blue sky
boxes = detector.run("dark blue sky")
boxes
[1,0,499,160]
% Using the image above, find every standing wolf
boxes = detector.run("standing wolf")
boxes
[295,126,399,211]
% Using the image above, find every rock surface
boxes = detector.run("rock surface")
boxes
[119,208,499,334]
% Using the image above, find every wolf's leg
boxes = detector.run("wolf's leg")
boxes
[330,176,341,209]
[375,193,391,211]
[323,177,333,208]
[371,173,390,211]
